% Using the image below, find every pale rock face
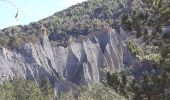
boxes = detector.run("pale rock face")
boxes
[0,27,134,90]
[0,0,145,86]
[162,26,170,34]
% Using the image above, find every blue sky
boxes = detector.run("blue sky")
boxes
[0,0,87,29]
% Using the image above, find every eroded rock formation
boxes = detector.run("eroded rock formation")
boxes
[0,26,134,88]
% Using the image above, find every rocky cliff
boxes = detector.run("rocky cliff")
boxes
[0,0,148,95]
[0,24,135,89]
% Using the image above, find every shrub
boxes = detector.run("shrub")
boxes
[0,78,54,100]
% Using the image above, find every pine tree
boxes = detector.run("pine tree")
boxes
[41,78,54,100]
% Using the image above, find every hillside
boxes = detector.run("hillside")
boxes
[0,0,143,48]
[0,0,170,100]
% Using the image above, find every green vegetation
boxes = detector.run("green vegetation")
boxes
[0,78,54,100]
[39,0,126,36]
[127,41,161,63]
[0,0,129,48]
[0,0,169,99]
[0,28,38,49]
[0,0,169,48]
[106,70,170,100]
[105,0,170,100]
[59,84,126,100]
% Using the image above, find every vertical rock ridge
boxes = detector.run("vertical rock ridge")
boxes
[0,26,135,90]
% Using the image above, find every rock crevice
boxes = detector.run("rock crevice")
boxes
[0,27,133,88]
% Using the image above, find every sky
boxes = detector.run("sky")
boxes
[0,0,87,29]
